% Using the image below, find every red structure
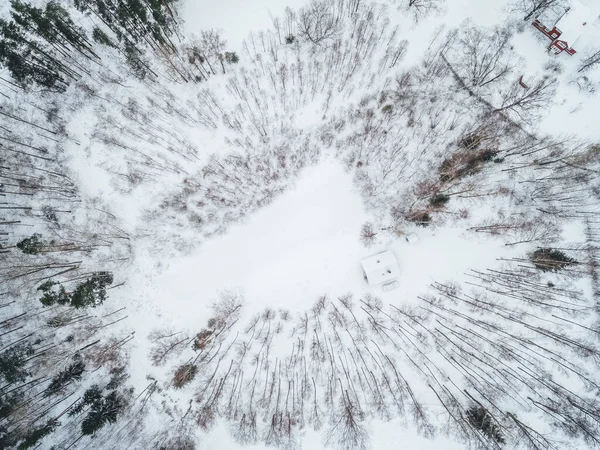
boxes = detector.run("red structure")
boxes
[532,19,577,55]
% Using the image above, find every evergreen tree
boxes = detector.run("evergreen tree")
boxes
[37,280,69,306]
[92,26,115,47]
[225,52,239,64]
[530,248,577,272]
[466,406,504,444]
[17,418,59,450]
[70,272,113,308]
[0,392,19,420]
[69,385,103,416]
[80,390,126,435]
[38,273,113,308]
[0,344,34,383]
[16,233,45,255]
[45,360,86,396]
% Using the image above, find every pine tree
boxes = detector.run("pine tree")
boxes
[16,233,45,254]
[37,273,113,308]
[45,360,86,396]
[17,418,59,450]
[0,343,34,383]
[80,390,126,435]
[466,406,504,444]
[225,52,239,64]
[70,272,113,308]
[37,280,69,306]
[92,26,115,47]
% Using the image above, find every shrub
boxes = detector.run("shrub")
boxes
[466,406,504,444]
[429,193,450,208]
[360,222,377,246]
[381,104,393,114]
[173,364,197,388]
[458,133,483,150]
[160,436,196,450]
[193,329,213,350]
[285,35,296,44]
[530,248,577,272]
[406,210,431,227]
[439,148,498,182]
[224,52,239,64]
[16,234,45,254]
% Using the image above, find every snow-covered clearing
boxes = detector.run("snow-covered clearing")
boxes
[128,155,517,342]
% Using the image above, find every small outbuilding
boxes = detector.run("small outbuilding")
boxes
[361,250,400,287]
[532,1,600,55]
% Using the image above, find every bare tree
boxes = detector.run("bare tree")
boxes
[452,26,516,91]
[359,222,377,247]
[494,76,557,123]
[297,0,341,45]
[578,48,600,73]
[510,0,567,21]
[326,391,369,450]
[405,0,444,21]
[200,29,228,74]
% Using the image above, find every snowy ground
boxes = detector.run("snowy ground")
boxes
[125,157,517,332]
[3,0,600,448]
[180,0,312,51]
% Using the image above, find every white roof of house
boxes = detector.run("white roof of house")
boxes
[556,1,600,45]
[361,250,400,286]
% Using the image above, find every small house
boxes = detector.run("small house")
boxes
[361,251,400,288]
[532,1,600,55]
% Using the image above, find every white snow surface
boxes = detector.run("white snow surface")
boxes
[180,0,312,51]
[5,0,599,448]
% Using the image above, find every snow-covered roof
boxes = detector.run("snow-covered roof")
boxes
[555,1,600,45]
[361,251,400,286]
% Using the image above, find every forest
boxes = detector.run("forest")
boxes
[1,0,600,448]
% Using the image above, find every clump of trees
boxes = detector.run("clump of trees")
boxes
[70,385,126,435]
[529,248,577,272]
[466,406,505,444]
[16,234,45,254]
[38,272,114,308]
[438,134,498,182]
[0,0,99,91]
[173,364,197,388]
[0,343,34,383]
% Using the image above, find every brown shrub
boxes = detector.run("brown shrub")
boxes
[360,222,377,246]
[406,210,431,227]
[439,148,498,183]
[193,329,213,350]
[173,364,197,388]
